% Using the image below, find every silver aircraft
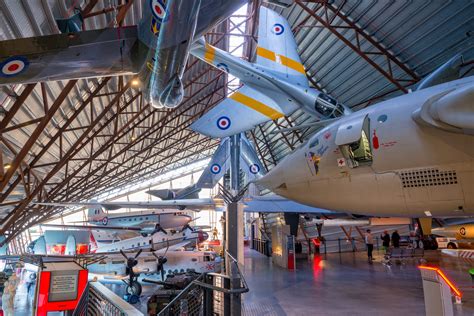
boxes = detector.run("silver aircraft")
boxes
[0,0,247,108]
[191,7,474,219]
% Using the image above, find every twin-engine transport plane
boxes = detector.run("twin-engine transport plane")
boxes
[191,7,474,220]
[40,205,194,236]
[0,0,247,108]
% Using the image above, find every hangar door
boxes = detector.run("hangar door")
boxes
[335,114,373,168]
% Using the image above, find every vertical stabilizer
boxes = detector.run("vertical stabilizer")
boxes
[87,200,105,222]
[196,138,231,189]
[240,135,266,180]
[65,235,77,255]
[257,7,309,87]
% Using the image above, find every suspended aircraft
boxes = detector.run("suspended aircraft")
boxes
[40,204,195,236]
[190,7,474,223]
[0,0,247,108]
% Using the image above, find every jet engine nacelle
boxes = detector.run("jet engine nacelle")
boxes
[146,74,184,108]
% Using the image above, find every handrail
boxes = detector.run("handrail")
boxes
[89,282,144,316]
[157,274,205,315]
[225,249,249,293]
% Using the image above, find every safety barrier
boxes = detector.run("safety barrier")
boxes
[87,281,144,316]
[251,238,272,256]
[318,237,381,254]
[159,251,249,315]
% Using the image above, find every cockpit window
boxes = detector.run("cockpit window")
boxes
[309,137,319,148]
[315,93,345,118]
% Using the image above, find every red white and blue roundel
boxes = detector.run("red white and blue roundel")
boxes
[102,217,108,225]
[217,116,231,130]
[150,0,167,21]
[210,163,221,174]
[272,23,284,35]
[0,56,29,78]
[249,164,260,174]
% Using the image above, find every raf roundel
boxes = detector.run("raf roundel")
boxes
[216,63,229,73]
[150,0,167,21]
[217,116,231,130]
[272,23,285,35]
[0,56,29,77]
[210,163,221,174]
[249,164,260,175]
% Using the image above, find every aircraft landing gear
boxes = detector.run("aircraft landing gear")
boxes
[125,281,142,296]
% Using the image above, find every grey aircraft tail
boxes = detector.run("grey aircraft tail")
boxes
[152,133,265,200]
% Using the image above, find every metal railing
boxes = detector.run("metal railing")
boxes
[251,238,272,257]
[88,282,144,316]
[158,251,249,315]
[316,237,381,254]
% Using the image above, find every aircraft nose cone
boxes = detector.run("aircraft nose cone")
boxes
[151,76,184,108]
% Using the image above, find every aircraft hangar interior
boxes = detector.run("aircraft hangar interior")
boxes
[0,0,473,315]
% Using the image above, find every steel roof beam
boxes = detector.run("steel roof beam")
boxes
[295,0,420,93]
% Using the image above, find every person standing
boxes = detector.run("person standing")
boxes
[392,230,401,248]
[365,229,374,263]
[381,231,390,253]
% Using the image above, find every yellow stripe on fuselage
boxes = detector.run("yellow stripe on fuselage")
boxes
[257,46,306,74]
[256,46,276,62]
[204,43,216,64]
[230,92,284,120]
[278,54,306,74]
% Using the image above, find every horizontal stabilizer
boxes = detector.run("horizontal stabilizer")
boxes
[191,85,295,138]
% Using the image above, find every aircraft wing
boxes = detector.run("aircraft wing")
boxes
[190,85,297,138]
[35,198,216,211]
[40,224,143,232]
[243,195,346,215]
[0,27,139,85]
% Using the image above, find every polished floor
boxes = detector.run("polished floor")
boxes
[242,247,474,316]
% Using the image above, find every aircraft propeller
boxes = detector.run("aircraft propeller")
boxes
[152,240,169,281]
[120,249,143,296]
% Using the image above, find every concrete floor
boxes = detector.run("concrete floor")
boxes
[5,247,474,315]
[242,247,474,316]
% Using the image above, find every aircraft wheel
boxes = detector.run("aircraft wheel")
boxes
[128,294,140,304]
[126,282,142,296]
[447,242,457,250]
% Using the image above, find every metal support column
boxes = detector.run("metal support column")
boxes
[225,134,243,315]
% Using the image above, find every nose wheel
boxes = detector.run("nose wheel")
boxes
[125,281,142,296]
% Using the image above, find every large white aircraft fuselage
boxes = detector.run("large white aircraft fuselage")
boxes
[257,77,474,218]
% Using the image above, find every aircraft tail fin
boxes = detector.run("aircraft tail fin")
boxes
[256,7,309,87]
[240,135,266,180]
[196,138,231,189]
[89,232,98,253]
[87,200,105,222]
[65,235,77,256]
